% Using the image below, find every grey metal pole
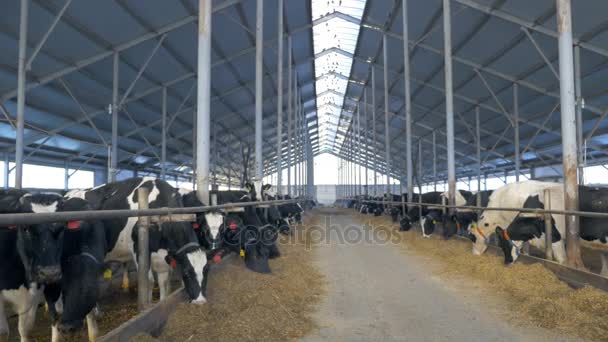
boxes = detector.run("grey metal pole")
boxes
[276,0,283,194]
[295,89,299,196]
[254,0,264,184]
[64,161,69,191]
[364,88,369,196]
[556,0,583,268]
[161,87,167,180]
[433,132,437,192]
[137,187,150,310]
[15,0,29,189]
[287,37,292,197]
[513,83,520,181]
[476,107,482,207]
[372,65,377,196]
[544,188,554,260]
[574,45,584,184]
[110,52,119,183]
[357,103,361,197]
[192,107,197,190]
[383,34,391,196]
[403,0,414,202]
[3,153,8,189]
[196,0,212,205]
[443,0,456,210]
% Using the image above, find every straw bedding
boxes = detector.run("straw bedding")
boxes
[133,214,325,342]
[360,212,608,341]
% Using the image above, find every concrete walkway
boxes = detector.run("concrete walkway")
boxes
[302,209,580,342]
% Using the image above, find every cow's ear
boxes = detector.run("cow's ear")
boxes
[245,182,253,192]
[263,184,272,191]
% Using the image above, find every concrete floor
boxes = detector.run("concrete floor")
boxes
[302,208,581,342]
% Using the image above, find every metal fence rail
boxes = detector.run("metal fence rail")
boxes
[0,199,302,225]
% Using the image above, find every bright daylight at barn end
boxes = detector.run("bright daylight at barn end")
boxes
[3,0,608,341]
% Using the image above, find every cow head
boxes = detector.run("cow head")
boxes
[245,181,273,201]
[16,193,67,284]
[201,210,225,251]
[468,214,493,256]
[160,221,208,304]
[420,213,440,238]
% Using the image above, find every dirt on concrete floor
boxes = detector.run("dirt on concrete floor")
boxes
[359,211,608,341]
[134,213,325,342]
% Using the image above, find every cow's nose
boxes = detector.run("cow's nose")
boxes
[58,320,82,334]
[36,265,61,283]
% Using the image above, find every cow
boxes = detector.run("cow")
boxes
[424,190,475,238]
[43,197,107,341]
[400,192,442,233]
[495,185,608,273]
[0,191,106,342]
[453,190,493,236]
[65,177,208,304]
[468,181,561,259]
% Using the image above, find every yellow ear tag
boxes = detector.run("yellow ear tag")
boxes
[240,249,245,257]
[432,220,437,224]
[103,269,112,279]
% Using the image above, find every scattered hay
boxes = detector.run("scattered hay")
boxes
[134,214,325,342]
[354,211,608,341]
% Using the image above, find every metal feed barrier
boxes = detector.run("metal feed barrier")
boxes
[0,189,307,340]
[344,193,608,292]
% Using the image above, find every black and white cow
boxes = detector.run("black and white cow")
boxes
[427,190,475,238]
[469,181,563,261]
[495,185,608,273]
[452,190,494,237]
[0,191,106,342]
[399,192,442,233]
[66,177,208,304]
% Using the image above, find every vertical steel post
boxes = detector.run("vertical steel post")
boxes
[295,89,299,196]
[110,52,119,183]
[433,132,437,192]
[364,88,369,196]
[544,188,554,260]
[192,108,197,190]
[15,0,29,189]
[383,34,391,196]
[3,154,8,189]
[372,66,377,196]
[513,83,520,181]
[64,161,69,191]
[137,187,150,310]
[287,37,292,196]
[476,107,482,207]
[357,103,361,197]
[418,140,423,218]
[443,0,456,210]
[161,87,167,180]
[255,0,264,184]
[276,0,284,194]
[402,0,414,203]
[196,0,212,204]
[574,45,584,184]
[556,0,583,268]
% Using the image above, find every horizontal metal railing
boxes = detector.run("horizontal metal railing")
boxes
[0,199,302,225]
[339,198,608,219]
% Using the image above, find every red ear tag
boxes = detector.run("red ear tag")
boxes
[213,254,222,263]
[192,223,200,230]
[170,257,177,269]
[67,221,82,230]
[6,225,17,230]
[229,222,238,230]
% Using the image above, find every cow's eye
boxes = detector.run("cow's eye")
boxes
[484,223,489,227]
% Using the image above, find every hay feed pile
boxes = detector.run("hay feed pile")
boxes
[354,211,608,341]
[135,214,325,342]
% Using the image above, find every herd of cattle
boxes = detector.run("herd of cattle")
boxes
[343,180,608,274]
[0,177,313,342]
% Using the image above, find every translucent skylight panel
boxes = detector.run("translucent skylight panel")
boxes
[312,0,367,151]
[312,0,366,21]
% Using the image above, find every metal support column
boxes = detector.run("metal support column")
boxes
[403,0,413,202]
[287,37,292,196]
[513,83,520,181]
[556,0,583,268]
[196,0,212,204]
[357,103,361,196]
[372,66,377,196]
[64,161,69,191]
[443,0,456,209]
[110,52,119,183]
[276,0,284,193]
[254,0,264,184]
[3,154,9,189]
[476,107,482,206]
[364,88,369,196]
[574,45,584,184]
[383,34,391,195]
[137,187,150,310]
[15,0,29,189]
[433,132,437,192]
[161,87,167,180]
